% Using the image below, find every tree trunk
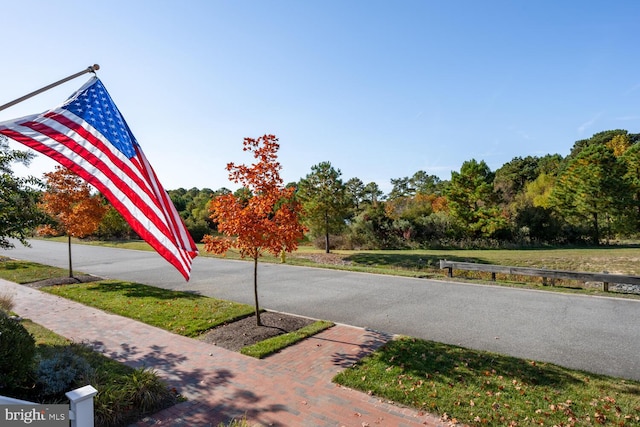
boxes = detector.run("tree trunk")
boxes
[253,255,262,326]
[324,212,330,254]
[637,191,640,230]
[592,211,600,245]
[67,234,73,278]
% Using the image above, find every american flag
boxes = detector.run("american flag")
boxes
[0,77,198,280]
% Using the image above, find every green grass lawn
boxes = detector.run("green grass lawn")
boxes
[336,246,640,275]
[240,320,334,359]
[41,280,333,355]
[334,337,640,426]
[43,280,255,337]
[0,259,72,283]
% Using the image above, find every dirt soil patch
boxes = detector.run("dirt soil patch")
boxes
[199,311,316,351]
[23,275,103,288]
[294,252,351,265]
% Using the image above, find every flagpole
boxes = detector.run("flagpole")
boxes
[0,64,100,112]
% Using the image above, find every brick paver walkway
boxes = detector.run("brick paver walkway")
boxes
[2,279,445,426]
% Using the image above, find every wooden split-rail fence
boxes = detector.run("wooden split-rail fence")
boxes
[439,260,640,292]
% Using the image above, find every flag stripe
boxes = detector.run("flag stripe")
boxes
[22,115,174,241]
[48,111,159,204]
[131,146,195,270]
[135,148,195,250]
[1,125,195,278]
[13,118,169,240]
[0,78,197,279]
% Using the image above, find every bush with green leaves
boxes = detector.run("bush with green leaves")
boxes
[36,347,93,395]
[0,313,36,389]
[125,367,176,414]
[93,367,177,427]
[93,384,130,427]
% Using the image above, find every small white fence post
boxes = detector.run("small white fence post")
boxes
[65,385,98,427]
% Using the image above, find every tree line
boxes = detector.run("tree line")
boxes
[1,129,639,251]
[169,129,640,250]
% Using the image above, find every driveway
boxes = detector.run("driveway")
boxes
[5,239,640,381]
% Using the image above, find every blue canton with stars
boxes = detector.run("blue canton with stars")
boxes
[62,78,138,158]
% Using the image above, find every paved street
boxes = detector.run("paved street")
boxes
[5,239,640,381]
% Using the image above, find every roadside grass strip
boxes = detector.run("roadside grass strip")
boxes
[0,258,71,283]
[43,280,255,337]
[240,320,334,358]
[334,337,640,426]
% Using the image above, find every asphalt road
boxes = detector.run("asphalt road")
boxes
[5,239,640,381]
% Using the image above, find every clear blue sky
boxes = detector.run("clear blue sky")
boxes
[2,1,639,193]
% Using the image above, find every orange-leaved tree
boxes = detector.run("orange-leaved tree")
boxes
[38,166,108,278]
[203,134,306,326]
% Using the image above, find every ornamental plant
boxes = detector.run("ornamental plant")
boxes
[203,135,306,326]
[38,166,108,277]
[0,314,36,389]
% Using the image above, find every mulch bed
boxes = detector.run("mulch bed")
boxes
[22,274,103,288]
[199,311,316,351]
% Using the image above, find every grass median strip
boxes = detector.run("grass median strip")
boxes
[44,280,335,358]
[42,280,255,337]
[240,320,334,358]
[334,337,640,426]
[1,258,334,357]
[0,258,71,283]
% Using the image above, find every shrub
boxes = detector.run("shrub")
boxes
[0,292,14,314]
[93,367,176,427]
[0,314,36,389]
[36,347,93,396]
[93,384,130,427]
[125,367,176,414]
